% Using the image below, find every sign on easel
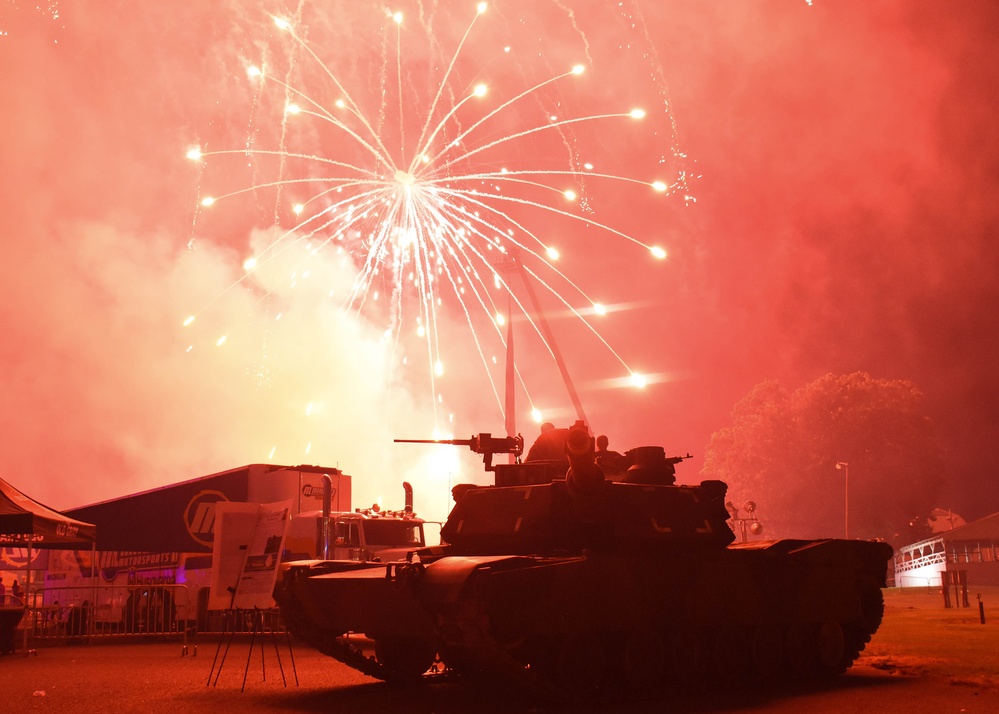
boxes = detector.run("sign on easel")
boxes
[209,501,291,611]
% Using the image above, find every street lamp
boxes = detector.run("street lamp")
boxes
[836,462,849,539]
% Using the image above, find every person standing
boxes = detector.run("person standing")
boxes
[595,434,626,477]
[525,422,570,462]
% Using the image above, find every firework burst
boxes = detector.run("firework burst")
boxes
[185,1,689,434]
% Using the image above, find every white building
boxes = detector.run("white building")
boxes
[893,512,999,588]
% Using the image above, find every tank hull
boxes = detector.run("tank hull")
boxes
[276,425,893,699]
[276,537,892,697]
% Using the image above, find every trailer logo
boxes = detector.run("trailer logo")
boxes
[301,484,334,499]
[185,490,230,547]
[0,547,45,569]
[100,551,181,581]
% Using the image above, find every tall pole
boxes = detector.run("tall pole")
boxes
[516,261,588,425]
[836,462,849,539]
[504,291,517,464]
[497,252,588,426]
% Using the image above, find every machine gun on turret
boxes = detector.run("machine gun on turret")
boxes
[395,433,524,472]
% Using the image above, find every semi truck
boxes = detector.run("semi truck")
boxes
[35,463,426,634]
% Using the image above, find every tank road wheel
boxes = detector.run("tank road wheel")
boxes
[374,637,438,680]
[816,621,846,676]
[859,584,886,632]
[712,627,751,687]
[622,630,667,694]
[749,624,785,683]
[666,627,710,689]
[841,619,873,668]
[556,633,609,701]
[785,623,817,680]
[838,586,884,670]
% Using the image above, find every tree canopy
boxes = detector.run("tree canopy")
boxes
[701,372,943,543]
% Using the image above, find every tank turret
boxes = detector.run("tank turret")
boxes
[438,421,733,554]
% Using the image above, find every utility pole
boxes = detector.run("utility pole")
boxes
[836,462,849,539]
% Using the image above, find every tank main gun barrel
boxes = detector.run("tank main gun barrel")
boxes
[395,433,524,472]
[565,421,605,496]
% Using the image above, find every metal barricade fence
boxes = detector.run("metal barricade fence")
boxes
[24,585,287,648]
[198,607,284,636]
[28,584,191,647]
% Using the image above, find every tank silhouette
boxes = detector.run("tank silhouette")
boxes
[275,421,893,700]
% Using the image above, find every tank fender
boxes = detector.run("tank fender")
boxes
[787,539,894,567]
[418,555,537,607]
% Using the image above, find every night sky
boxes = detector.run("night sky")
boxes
[1,1,997,529]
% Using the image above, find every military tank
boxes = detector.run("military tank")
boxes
[275,422,893,700]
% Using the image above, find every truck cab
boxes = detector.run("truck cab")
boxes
[286,509,426,564]
[332,511,425,562]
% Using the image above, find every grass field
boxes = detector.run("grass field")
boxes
[2,585,998,713]
[863,585,999,685]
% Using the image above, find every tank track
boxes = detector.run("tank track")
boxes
[316,632,410,681]
[283,581,886,701]
[439,582,886,703]
[838,581,885,672]
[280,609,441,683]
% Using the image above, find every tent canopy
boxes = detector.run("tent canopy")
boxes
[0,478,96,548]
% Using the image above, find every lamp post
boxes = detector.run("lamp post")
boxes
[836,462,849,539]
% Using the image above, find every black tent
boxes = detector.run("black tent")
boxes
[0,478,97,548]
[0,478,96,653]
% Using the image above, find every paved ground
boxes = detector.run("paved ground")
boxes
[2,588,998,713]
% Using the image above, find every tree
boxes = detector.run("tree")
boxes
[701,372,943,543]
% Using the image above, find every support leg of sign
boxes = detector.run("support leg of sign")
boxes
[241,608,259,692]
[236,608,295,690]
[239,608,267,692]
[259,608,288,687]
[207,590,238,686]
[208,609,234,687]
[259,610,266,682]
[270,612,296,686]
[284,626,299,686]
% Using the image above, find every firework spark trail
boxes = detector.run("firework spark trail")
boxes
[415,184,631,371]
[187,1,685,431]
[407,2,489,177]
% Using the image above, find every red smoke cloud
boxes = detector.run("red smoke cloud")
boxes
[1,1,997,524]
